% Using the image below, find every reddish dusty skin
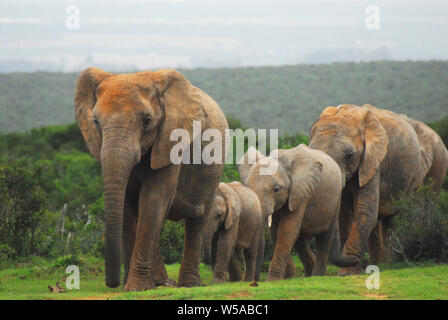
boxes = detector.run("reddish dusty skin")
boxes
[75,68,228,291]
[203,182,264,283]
[239,145,358,281]
[309,104,448,275]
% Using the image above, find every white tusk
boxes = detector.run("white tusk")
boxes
[267,215,272,228]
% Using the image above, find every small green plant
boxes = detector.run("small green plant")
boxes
[52,254,84,268]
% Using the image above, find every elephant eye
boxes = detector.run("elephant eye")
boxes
[93,118,99,127]
[274,186,280,193]
[143,114,152,130]
[345,152,354,162]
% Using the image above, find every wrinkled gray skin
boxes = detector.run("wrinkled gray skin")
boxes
[238,145,358,280]
[202,182,264,283]
[74,68,228,291]
[309,104,448,275]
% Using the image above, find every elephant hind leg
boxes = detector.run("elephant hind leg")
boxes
[296,237,315,277]
[228,252,243,282]
[243,242,258,282]
[285,255,296,279]
[312,231,334,276]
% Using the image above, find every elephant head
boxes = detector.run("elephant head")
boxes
[309,104,389,187]
[75,68,207,287]
[202,183,241,265]
[238,145,323,217]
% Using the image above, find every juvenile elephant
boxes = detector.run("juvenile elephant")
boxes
[75,68,228,291]
[238,145,358,280]
[202,182,264,283]
[309,104,448,275]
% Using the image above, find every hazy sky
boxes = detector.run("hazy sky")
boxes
[1,0,447,71]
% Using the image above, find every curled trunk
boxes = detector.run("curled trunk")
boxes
[330,224,360,268]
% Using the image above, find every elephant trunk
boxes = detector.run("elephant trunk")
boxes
[101,130,139,288]
[330,222,360,268]
[202,229,212,265]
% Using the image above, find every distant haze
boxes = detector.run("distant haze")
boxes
[0,0,448,72]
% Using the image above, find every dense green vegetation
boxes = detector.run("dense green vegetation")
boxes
[1,61,448,134]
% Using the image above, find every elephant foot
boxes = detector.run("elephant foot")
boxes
[338,265,362,276]
[266,274,284,282]
[156,278,176,287]
[177,276,205,288]
[212,275,227,284]
[123,278,156,292]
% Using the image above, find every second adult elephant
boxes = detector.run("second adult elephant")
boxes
[309,104,448,275]
[238,145,358,280]
[202,182,264,283]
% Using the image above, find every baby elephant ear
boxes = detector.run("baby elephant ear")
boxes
[237,147,265,184]
[219,183,241,230]
[283,145,323,212]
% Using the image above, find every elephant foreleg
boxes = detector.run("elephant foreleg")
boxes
[340,173,380,276]
[210,224,239,284]
[124,166,179,292]
[267,204,305,281]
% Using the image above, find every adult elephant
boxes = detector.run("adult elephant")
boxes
[309,104,448,274]
[75,68,228,291]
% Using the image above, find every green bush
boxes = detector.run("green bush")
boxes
[0,161,47,257]
[388,186,448,263]
[159,220,184,264]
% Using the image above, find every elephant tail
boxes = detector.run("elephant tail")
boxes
[329,219,360,268]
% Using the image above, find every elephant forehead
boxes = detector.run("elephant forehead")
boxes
[312,118,361,137]
[96,77,152,115]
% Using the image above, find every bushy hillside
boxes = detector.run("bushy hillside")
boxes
[1,61,448,134]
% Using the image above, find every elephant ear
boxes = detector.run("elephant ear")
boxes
[319,105,342,118]
[237,147,265,184]
[74,67,113,161]
[282,145,323,212]
[219,183,241,230]
[401,116,434,182]
[359,109,389,187]
[150,69,208,170]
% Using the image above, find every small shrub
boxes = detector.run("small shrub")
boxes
[159,220,184,264]
[52,254,84,268]
[388,185,448,263]
[0,162,47,257]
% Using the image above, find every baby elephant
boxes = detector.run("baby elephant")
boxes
[202,182,264,283]
[238,145,359,280]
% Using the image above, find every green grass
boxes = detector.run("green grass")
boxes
[0,256,447,300]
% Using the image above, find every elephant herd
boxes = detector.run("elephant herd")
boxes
[74,68,448,291]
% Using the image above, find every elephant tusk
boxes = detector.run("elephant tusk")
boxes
[268,215,272,228]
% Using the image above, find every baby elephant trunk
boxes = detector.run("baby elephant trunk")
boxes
[329,226,360,268]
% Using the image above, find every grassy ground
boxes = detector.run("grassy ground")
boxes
[0,256,447,300]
